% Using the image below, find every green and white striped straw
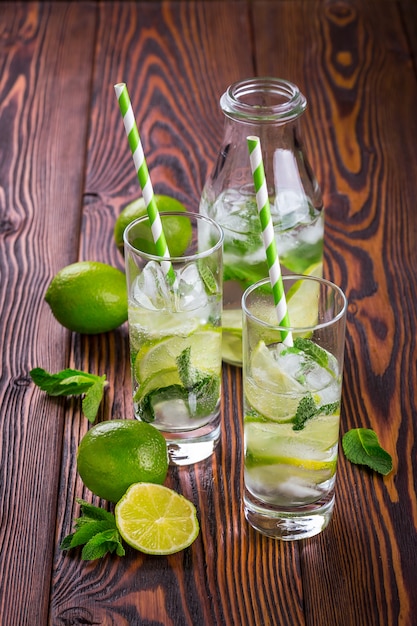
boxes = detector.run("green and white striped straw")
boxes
[247,135,293,346]
[114,83,175,283]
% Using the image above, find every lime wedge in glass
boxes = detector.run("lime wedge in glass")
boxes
[135,329,221,383]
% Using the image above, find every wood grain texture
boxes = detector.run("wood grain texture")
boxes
[1,1,416,625]
[254,2,417,625]
[50,2,303,625]
[0,2,96,625]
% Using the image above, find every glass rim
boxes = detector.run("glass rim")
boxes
[242,275,348,333]
[220,76,307,123]
[123,210,224,262]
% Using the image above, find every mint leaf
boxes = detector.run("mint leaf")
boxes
[292,394,317,431]
[61,501,125,561]
[82,379,106,423]
[197,261,218,295]
[187,372,220,417]
[342,428,393,475]
[76,499,116,523]
[292,396,340,431]
[138,384,188,423]
[137,347,220,421]
[81,529,125,561]
[176,346,196,388]
[293,338,335,377]
[66,520,112,548]
[30,367,104,395]
[176,347,219,417]
[30,367,107,422]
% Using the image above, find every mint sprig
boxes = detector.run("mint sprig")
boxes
[137,347,219,422]
[30,367,107,423]
[60,499,125,560]
[342,428,393,475]
[293,337,335,377]
[292,393,339,431]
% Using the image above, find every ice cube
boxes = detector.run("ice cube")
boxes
[131,260,171,310]
[174,262,208,312]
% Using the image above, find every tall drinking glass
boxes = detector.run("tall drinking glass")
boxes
[124,212,223,466]
[242,275,347,539]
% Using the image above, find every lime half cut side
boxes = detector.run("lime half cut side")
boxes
[115,483,200,555]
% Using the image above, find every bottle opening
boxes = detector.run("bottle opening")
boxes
[221,77,307,123]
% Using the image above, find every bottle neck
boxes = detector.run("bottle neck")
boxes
[220,77,307,125]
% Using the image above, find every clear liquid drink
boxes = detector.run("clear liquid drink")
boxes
[242,275,347,540]
[200,78,324,366]
[124,212,223,466]
[244,341,340,507]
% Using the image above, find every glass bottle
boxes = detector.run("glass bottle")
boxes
[199,77,324,366]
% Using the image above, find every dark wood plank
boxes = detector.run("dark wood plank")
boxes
[49,2,305,625]
[399,0,417,65]
[254,1,417,625]
[0,2,97,625]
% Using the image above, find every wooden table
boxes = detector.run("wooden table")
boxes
[1,2,416,624]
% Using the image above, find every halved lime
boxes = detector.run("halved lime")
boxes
[135,329,221,383]
[115,483,199,555]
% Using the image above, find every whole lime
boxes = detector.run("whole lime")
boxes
[77,420,168,503]
[45,261,127,334]
[114,195,192,256]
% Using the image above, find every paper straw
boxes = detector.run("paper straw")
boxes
[247,135,293,346]
[114,82,175,283]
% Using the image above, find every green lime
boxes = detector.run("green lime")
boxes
[114,195,191,256]
[115,483,199,555]
[77,420,168,503]
[45,261,127,334]
[135,329,221,383]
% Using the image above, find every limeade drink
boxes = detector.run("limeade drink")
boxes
[124,212,223,466]
[244,339,340,508]
[200,188,324,363]
[199,78,326,365]
[128,262,222,430]
[242,275,347,540]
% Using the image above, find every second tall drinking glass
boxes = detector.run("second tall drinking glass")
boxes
[242,275,347,540]
[124,212,224,466]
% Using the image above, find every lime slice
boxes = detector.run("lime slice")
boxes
[305,261,323,278]
[221,309,243,365]
[286,264,322,329]
[251,341,304,394]
[245,341,304,421]
[222,309,242,333]
[135,329,221,383]
[245,450,336,473]
[222,331,242,365]
[115,483,200,555]
[245,417,339,460]
[135,367,181,402]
